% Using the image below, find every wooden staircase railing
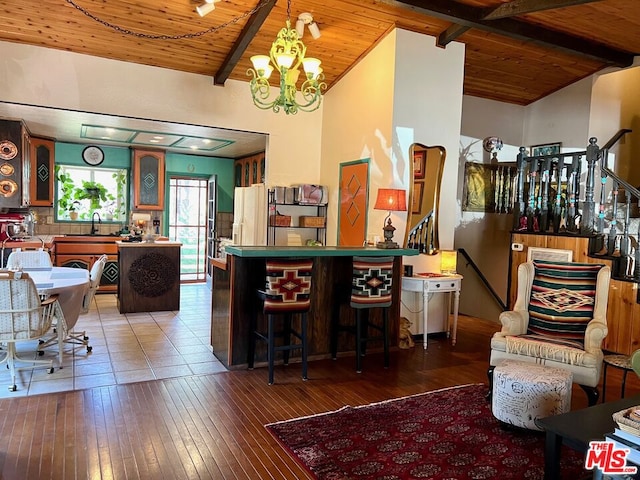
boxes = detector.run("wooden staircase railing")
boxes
[407,209,435,254]
[511,129,639,283]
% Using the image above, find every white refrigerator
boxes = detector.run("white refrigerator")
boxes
[232,183,267,245]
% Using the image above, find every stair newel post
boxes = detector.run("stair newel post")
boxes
[608,180,619,255]
[619,197,632,278]
[552,156,565,233]
[566,154,581,233]
[527,158,540,231]
[597,173,607,235]
[540,156,552,232]
[513,147,528,230]
[581,137,600,235]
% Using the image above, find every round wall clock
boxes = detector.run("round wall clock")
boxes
[82,146,104,166]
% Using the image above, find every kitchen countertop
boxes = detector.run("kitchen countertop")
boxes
[224,245,418,258]
[116,240,181,247]
[1,235,55,249]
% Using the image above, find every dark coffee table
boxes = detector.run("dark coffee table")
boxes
[536,394,640,479]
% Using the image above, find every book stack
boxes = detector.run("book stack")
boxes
[605,427,640,467]
[605,407,640,475]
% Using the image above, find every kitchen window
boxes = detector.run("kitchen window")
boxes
[55,165,128,222]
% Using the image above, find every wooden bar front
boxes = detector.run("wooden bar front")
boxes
[210,246,416,369]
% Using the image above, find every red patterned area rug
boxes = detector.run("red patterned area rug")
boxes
[266,384,587,479]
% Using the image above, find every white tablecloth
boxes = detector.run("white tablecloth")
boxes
[24,267,90,328]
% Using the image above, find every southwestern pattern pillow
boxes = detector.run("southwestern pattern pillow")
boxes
[527,259,604,345]
[263,259,313,314]
[350,256,393,309]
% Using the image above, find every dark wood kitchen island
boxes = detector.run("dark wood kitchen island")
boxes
[210,246,417,369]
[117,240,182,313]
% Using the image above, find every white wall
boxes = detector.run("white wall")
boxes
[320,31,396,246]
[392,29,465,255]
[523,77,593,149]
[321,28,465,259]
[0,40,323,188]
[591,66,640,183]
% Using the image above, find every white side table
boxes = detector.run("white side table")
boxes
[401,273,463,349]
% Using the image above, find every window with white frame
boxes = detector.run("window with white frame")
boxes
[55,165,128,222]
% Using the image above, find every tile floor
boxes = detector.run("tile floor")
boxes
[0,283,227,398]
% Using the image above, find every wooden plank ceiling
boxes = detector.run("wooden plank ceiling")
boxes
[0,0,637,106]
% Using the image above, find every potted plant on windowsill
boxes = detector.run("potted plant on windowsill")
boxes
[68,201,81,220]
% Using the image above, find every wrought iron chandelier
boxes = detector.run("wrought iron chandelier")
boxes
[247,0,326,114]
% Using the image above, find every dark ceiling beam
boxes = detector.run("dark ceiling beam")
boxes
[482,0,603,21]
[214,0,277,85]
[438,0,602,46]
[437,24,470,47]
[387,0,634,66]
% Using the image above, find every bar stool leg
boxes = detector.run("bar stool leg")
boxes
[356,309,363,374]
[301,312,308,381]
[268,314,275,385]
[383,307,389,369]
[283,313,292,366]
[248,313,257,370]
[330,302,339,360]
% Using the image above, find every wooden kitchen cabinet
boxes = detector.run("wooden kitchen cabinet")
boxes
[234,152,265,187]
[28,136,54,206]
[132,149,165,210]
[53,237,119,292]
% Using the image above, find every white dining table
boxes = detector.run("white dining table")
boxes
[21,267,90,365]
[24,267,90,327]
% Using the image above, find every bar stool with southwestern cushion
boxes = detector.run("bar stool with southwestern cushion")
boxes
[332,256,393,373]
[488,259,611,406]
[248,258,313,385]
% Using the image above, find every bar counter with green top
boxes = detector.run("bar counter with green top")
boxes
[210,246,417,369]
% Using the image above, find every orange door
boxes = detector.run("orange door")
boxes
[338,160,369,246]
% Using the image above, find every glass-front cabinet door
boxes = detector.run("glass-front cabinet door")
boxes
[132,149,165,210]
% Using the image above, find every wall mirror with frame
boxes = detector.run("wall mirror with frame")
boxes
[404,143,446,254]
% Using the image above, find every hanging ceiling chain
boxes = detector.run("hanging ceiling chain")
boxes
[64,0,274,40]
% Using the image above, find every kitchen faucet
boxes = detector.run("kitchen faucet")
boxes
[91,212,102,235]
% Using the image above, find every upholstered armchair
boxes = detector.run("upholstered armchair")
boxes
[489,260,611,406]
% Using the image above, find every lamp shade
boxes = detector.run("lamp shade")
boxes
[440,250,457,274]
[374,188,407,212]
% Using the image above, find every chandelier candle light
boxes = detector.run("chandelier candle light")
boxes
[374,188,407,249]
[247,0,326,114]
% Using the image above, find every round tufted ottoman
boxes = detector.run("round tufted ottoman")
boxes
[492,360,573,430]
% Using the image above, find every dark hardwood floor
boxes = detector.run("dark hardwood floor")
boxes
[0,314,636,479]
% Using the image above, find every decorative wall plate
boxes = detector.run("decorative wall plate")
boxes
[0,179,18,197]
[0,141,18,160]
[0,163,14,176]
